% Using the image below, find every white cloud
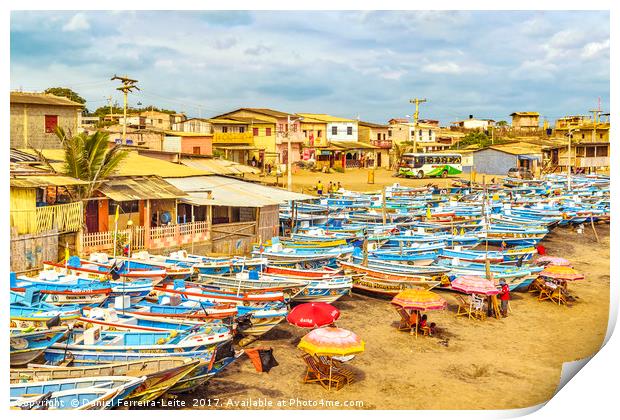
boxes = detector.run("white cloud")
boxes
[62,13,90,32]
[581,39,610,59]
[421,61,485,75]
[381,70,407,80]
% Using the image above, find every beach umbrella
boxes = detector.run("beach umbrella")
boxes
[451,275,499,296]
[536,256,572,267]
[298,327,365,357]
[287,303,340,328]
[540,265,584,281]
[298,327,364,390]
[391,289,447,311]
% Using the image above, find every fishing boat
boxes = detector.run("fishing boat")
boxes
[10,289,81,329]
[11,357,201,402]
[10,376,145,409]
[10,327,69,367]
[338,260,441,297]
[197,272,309,301]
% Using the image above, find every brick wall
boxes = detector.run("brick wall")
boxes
[11,103,80,149]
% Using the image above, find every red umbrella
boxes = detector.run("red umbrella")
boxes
[287,303,340,328]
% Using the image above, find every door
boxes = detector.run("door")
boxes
[377,152,382,167]
[85,200,99,233]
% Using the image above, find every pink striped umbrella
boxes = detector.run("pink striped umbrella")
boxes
[536,256,572,267]
[451,275,499,296]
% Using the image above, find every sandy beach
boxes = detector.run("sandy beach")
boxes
[168,170,610,411]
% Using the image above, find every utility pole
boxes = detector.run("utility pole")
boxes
[105,96,113,120]
[409,98,427,153]
[285,115,303,191]
[111,75,139,144]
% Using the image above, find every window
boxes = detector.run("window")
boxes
[429,129,432,137]
[581,134,585,139]
[222,126,228,133]
[419,130,423,137]
[586,147,596,157]
[576,147,585,156]
[45,115,58,133]
[347,126,353,136]
[377,133,381,141]
[596,145,608,157]
[388,130,392,137]
[303,130,308,137]
[266,128,272,136]
[108,200,139,214]
[332,126,338,135]
[600,133,604,139]
[239,127,245,133]
[318,130,323,138]
[193,146,201,154]
[252,127,259,136]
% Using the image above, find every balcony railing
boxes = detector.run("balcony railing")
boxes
[370,139,393,148]
[276,132,305,144]
[213,132,254,144]
[11,201,83,235]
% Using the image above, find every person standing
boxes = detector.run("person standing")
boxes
[499,280,510,317]
[316,180,324,196]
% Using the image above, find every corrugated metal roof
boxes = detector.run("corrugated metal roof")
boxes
[11,92,84,107]
[181,158,260,175]
[98,176,187,201]
[297,113,355,123]
[358,121,388,129]
[165,176,313,208]
[10,175,88,188]
[24,150,209,178]
[10,149,40,162]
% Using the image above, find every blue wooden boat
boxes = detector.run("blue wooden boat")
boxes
[10,327,69,366]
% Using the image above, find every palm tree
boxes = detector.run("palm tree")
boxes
[391,141,414,170]
[33,128,128,200]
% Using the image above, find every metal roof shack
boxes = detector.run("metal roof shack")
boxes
[10,175,88,188]
[98,176,188,202]
[165,175,313,208]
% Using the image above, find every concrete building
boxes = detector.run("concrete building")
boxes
[10,91,83,149]
[510,112,540,131]
[473,143,542,176]
[452,116,495,131]
[213,108,303,168]
[358,121,391,168]
[163,132,213,156]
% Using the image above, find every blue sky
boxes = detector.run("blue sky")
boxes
[10,10,610,125]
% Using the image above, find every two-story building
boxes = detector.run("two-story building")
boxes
[510,112,540,131]
[358,121,391,168]
[141,110,174,130]
[547,114,610,173]
[10,91,84,149]
[213,108,304,169]
[451,116,495,131]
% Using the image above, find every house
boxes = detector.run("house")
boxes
[140,110,174,130]
[10,91,84,149]
[472,142,543,176]
[358,121,391,168]
[387,118,411,145]
[297,113,358,142]
[163,132,213,156]
[452,116,495,131]
[172,118,213,134]
[10,149,86,272]
[298,115,328,161]
[212,108,303,168]
[547,114,610,173]
[510,112,540,131]
[387,117,443,152]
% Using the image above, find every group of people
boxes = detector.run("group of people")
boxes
[316,180,342,196]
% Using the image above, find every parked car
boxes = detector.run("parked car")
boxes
[507,167,534,179]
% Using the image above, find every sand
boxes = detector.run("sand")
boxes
[171,170,610,410]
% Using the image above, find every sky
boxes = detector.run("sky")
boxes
[10,10,610,125]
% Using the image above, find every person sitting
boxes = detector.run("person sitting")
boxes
[418,314,430,335]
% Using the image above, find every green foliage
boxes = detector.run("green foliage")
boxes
[451,131,491,149]
[54,128,129,199]
[90,104,178,118]
[44,87,86,104]
[496,120,509,127]
[391,141,415,169]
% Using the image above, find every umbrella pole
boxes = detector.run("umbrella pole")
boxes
[329,357,333,391]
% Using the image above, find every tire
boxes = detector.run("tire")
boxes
[441,170,448,178]
[416,171,424,179]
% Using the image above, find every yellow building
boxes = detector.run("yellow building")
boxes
[510,112,540,131]
[212,108,303,167]
[298,115,328,148]
[358,121,391,168]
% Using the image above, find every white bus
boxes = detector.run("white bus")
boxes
[398,153,463,178]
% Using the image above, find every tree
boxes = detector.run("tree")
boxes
[44,87,86,105]
[451,131,491,149]
[496,120,509,127]
[391,141,414,170]
[52,128,128,200]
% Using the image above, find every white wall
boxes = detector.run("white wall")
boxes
[326,122,358,141]
[163,136,181,153]
[463,119,490,130]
